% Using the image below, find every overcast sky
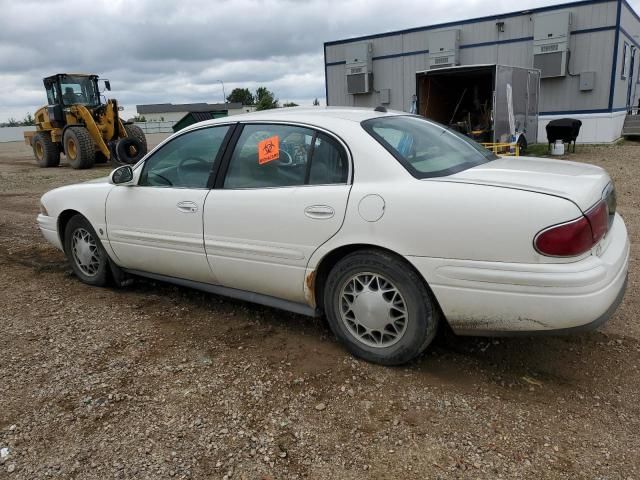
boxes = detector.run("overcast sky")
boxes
[0,0,638,121]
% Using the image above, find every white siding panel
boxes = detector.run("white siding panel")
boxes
[325,44,345,64]
[401,31,429,53]
[327,64,349,107]
[370,35,403,57]
[367,58,404,110]
[402,54,429,109]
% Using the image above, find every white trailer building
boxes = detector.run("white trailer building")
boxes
[324,0,640,143]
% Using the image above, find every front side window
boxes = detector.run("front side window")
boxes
[59,75,100,106]
[362,116,497,178]
[223,124,348,189]
[139,125,230,188]
[45,83,59,106]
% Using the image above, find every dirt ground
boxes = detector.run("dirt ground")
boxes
[0,137,639,480]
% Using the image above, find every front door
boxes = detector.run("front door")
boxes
[106,124,232,283]
[203,123,351,303]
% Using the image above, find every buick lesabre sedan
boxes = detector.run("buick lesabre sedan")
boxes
[37,107,629,365]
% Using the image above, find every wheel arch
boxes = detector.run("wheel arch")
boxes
[57,209,83,250]
[310,243,446,321]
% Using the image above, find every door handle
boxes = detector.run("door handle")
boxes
[177,201,198,213]
[304,205,335,219]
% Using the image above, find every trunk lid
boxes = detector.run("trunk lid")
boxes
[436,156,611,212]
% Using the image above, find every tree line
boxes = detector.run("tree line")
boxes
[0,113,35,127]
[226,87,320,110]
[2,87,322,124]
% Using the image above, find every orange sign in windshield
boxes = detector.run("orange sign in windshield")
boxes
[258,136,280,164]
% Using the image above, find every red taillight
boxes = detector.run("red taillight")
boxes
[535,216,593,256]
[535,200,609,257]
[586,200,608,244]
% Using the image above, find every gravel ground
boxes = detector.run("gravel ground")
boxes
[0,138,639,479]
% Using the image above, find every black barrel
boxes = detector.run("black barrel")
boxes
[545,118,582,153]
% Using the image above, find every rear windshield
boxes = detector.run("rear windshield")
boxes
[362,115,497,178]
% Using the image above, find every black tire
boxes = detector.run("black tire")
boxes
[113,137,145,167]
[63,127,95,169]
[63,215,110,287]
[323,250,439,366]
[32,132,60,168]
[517,135,528,155]
[95,151,109,164]
[124,123,148,154]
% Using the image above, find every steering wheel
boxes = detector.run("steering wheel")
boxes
[176,156,210,185]
[277,149,294,166]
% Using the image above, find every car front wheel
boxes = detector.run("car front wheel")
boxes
[324,250,439,366]
[64,215,110,286]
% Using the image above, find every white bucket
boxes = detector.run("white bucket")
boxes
[551,140,565,156]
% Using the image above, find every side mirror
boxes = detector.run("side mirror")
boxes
[104,80,111,91]
[110,165,134,185]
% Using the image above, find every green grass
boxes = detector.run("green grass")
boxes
[523,143,550,157]
[524,138,632,157]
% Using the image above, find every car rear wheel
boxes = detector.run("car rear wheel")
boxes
[323,250,439,366]
[63,215,110,286]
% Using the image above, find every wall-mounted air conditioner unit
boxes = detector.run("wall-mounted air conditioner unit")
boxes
[345,42,373,94]
[533,11,571,78]
[428,29,460,69]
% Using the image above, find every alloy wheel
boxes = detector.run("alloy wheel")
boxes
[339,272,408,348]
[71,227,101,276]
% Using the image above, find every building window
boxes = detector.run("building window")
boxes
[622,42,629,79]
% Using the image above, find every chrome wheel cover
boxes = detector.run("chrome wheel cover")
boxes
[339,272,408,348]
[71,228,101,277]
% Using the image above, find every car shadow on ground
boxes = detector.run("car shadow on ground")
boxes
[122,273,635,395]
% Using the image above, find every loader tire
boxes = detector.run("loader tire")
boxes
[95,151,109,164]
[113,137,145,167]
[124,124,148,154]
[32,132,60,168]
[64,127,95,169]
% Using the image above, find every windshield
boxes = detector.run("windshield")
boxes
[362,115,497,178]
[60,75,100,107]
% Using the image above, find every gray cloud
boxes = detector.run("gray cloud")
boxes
[1,0,633,121]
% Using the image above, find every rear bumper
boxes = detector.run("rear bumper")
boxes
[407,213,630,335]
[37,214,63,251]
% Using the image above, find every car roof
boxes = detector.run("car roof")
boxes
[192,106,407,130]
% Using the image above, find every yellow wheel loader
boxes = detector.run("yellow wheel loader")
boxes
[24,73,147,169]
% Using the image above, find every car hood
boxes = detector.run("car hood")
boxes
[437,156,611,211]
[84,176,110,184]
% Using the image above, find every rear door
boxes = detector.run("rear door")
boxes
[106,124,232,283]
[203,123,351,303]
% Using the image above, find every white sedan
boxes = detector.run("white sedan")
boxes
[37,108,629,365]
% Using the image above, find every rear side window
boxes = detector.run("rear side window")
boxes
[362,116,496,178]
[223,124,348,189]
[308,133,349,185]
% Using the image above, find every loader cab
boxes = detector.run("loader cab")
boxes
[43,74,102,109]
